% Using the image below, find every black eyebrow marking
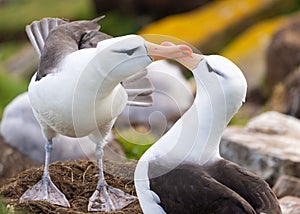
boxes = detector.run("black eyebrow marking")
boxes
[111,46,139,56]
[206,62,214,73]
[206,62,226,78]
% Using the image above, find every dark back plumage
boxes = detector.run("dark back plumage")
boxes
[25,16,107,80]
[149,159,281,214]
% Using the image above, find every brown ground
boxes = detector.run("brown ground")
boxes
[0,135,39,186]
[0,136,142,213]
[0,160,142,214]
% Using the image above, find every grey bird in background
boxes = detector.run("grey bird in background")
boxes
[0,92,96,163]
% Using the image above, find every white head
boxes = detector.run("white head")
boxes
[94,35,151,79]
[177,53,247,124]
[203,55,247,122]
[93,35,193,80]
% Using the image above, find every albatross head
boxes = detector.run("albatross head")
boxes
[204,55,247,105]
[177,53,247,123]
[93,34,193,78]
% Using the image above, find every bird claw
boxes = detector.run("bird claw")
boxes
[19,177,70,207]
[88,185,136,212]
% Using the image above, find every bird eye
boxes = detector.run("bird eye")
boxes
[112,47,139,56]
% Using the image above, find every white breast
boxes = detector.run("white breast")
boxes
[28,48,128,138]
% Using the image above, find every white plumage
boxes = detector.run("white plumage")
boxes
[20,17,193,212]
[134,53,279,213]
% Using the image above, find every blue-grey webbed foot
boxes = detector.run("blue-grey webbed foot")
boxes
[19,139,70,207]
[88,184,136,212]
[88,144,136,211]
[19,176,70,207]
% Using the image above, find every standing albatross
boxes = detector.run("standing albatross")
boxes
[20,17,193,212]
[134,46,282,213]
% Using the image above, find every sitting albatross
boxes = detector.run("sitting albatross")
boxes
[19,17,192,212]
[134,44,282,213]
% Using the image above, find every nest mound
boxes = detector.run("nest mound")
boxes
[0,160,142,214]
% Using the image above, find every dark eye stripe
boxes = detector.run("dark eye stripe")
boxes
[206,62,226,78]
[112,47,139,56]
[206,62,214,73]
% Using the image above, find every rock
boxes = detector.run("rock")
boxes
[273,175,300,198]
[266,14,300,96]
[279,196,300,214]
[246,111,300,137]
[139,0,299,53]
[269,67,300,118]
[221,111,300,185]
[0,92,125,163]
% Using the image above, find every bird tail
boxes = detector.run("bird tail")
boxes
[122,69,154,107]
[25,18,68,57]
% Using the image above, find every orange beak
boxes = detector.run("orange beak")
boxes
[144,41,203,70]
[145,41,193,61]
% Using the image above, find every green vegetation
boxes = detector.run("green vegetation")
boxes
[0,0,94,35]
[229,113,251,126]
[0,42,23,62]
[0,201,29,214]
[100,11,140,36]
[0,0,140,122]
[0,0,139,38]
[0,71,28,119]
[114,129,155,160]
[0,200,13,214]
[0,42,29,119]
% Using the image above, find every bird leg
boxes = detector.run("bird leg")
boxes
[88,144,136,212]
[19,139,70,207]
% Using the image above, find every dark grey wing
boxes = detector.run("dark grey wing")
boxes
[25,18,68,57]
[204,159,282,214]
[79,31,112,49]
[149,162,256,214]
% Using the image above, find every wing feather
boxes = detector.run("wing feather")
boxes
[149,162,256,214]
[25,18,68,57]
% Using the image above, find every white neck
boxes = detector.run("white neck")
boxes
[135,57,246,214]
[142,61,230,167]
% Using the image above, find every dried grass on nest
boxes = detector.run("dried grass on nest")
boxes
[0,160,142,214]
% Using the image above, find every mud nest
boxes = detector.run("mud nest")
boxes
[0,159,142,214]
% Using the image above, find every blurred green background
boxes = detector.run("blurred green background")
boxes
[1,1,300,212]
[1,0,300,160]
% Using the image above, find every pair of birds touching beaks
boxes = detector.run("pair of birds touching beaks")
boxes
[19,16,282,213]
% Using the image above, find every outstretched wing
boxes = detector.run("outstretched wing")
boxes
[25,17,68,57]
